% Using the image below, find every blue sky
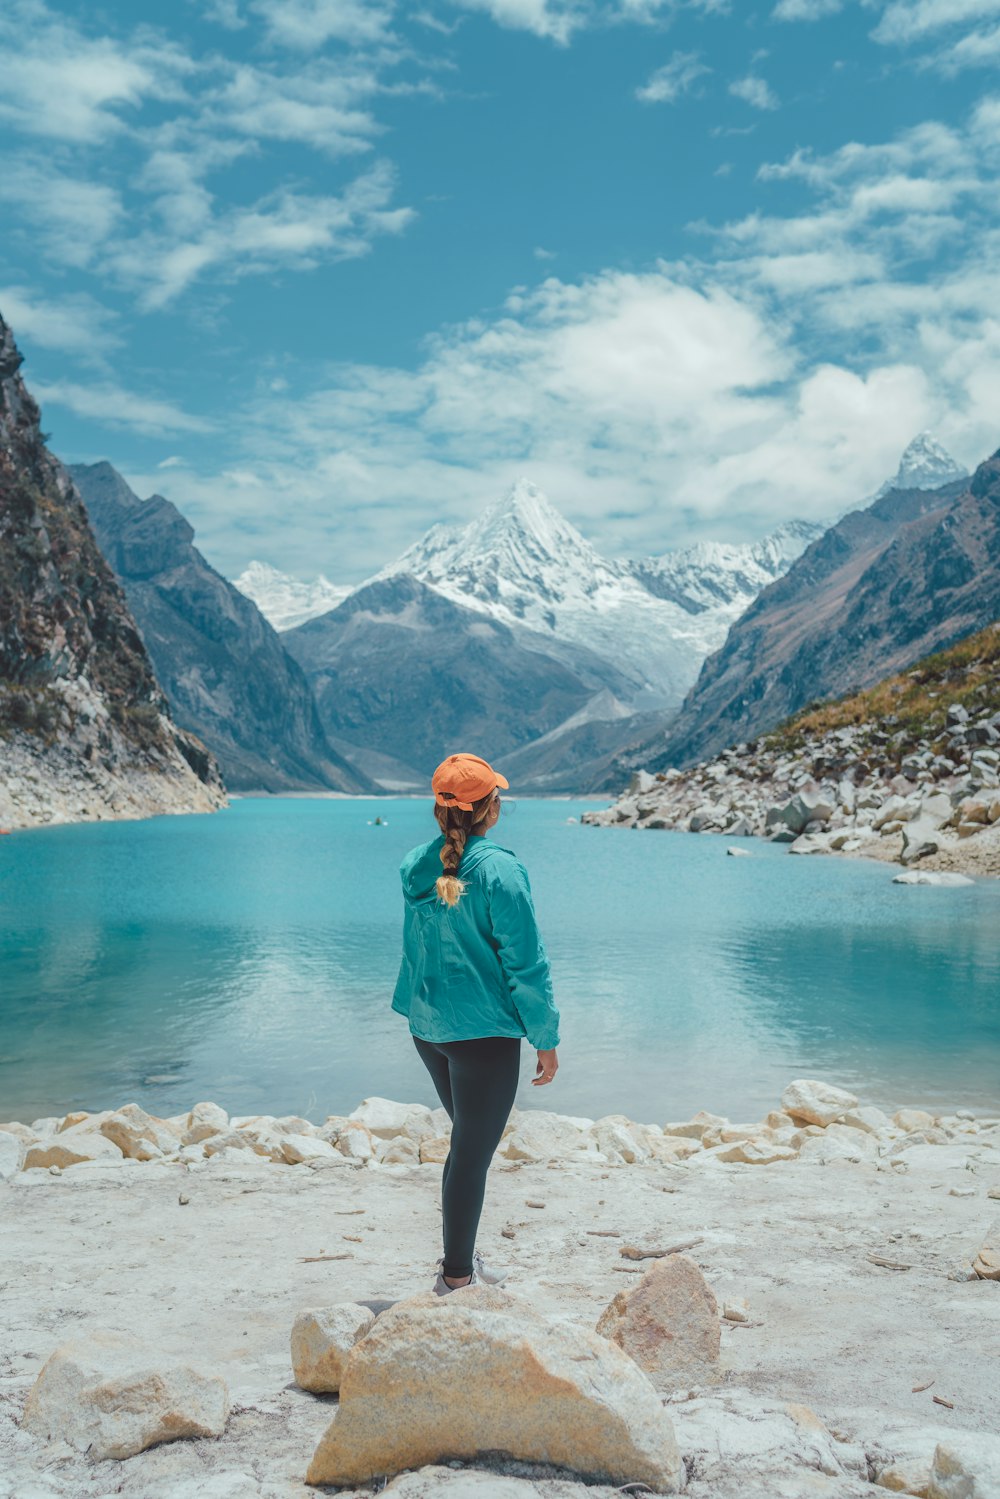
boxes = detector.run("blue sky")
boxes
[2,0,999,582]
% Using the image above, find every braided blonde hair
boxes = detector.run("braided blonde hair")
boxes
[433,790,498,906]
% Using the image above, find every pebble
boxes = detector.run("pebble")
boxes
[949,1187,975,1197]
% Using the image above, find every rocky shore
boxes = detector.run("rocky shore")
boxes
[3,1082,1000,1498]
[583,698,1000,879]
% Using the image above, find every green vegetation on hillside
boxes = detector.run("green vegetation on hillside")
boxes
[761,622,1000,757]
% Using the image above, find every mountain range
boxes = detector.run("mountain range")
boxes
[69,462,369,795]
[273,480,829,788]
[614,444,999,779]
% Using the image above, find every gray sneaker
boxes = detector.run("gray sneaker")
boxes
[433,1267,480,1296]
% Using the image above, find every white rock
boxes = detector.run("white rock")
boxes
[781,1079,859,1128]
[375,1135,420,1165]
[591,1115,651,1164]
[348,1097,436,1142]
[838,1106,892,1135]
[20,1331,229,1461]
[180,1102,229,1145]
[0,1130,25,1179]
[929,1433,1000,1497]
[797,1125,877,1165]
[291,1304,376,1392]
[595,1254,720,1391]
[24,1122,124,1170]
[726,845,752,856]
[281,1134,340,1165]
[893,871,976,886]
[100,1103,179,1161]
[336,1120,375,1162]
[669,1388,870,1496]
[307,1284,683,1491]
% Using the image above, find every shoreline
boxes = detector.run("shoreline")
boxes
[3,1083,1000,1498]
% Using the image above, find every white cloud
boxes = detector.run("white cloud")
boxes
[0,1,194,143]
[636,51,711,104]
[772,0,842,18]
[249,0,396,47]
[0,160,125,269]
[142,93,1000,579]
[729,74,780,110]
[111,161,415,310]
[0,286,120,358]
[33,381,215,436]
[872,0,1000,44]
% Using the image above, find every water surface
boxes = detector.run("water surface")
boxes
[2,798,998,1124]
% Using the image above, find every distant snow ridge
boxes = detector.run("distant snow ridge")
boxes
[232,561,350,631]
[875,431,967,499]
[374,478,822,711]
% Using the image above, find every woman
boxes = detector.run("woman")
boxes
[392,752,561,1295]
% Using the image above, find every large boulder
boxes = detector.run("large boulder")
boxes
[764,790,836,837]
[348,1097,436,1142]
[100,1103,179,1161]
[670,1389,871,1497]
[306,1284,683,1492]
[595,1253,720,1392]
[929,1433,1000,1497]
[21,1332,229,1461]
[24,1122,124,1170]
[780,1079,858,1128]
[182,1102,229,1145]
[291,1304,376,1393]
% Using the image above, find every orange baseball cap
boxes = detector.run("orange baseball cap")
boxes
[432,753,509,811]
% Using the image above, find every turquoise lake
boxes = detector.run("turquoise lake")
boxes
[2,796,999,1126]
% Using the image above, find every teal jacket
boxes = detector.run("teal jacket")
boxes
[391,834,561,1050]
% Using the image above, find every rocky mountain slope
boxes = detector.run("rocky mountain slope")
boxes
[71,463,368,795]
[585,622,1000,878]
[0,316,225,830]
[232,561,350,632]
[619,447,993,775]
[281,572,638,785]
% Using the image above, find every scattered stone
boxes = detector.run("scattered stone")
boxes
[306,1284,684,1492]
[21,1331,229,1461]
[893,871,976,886]
[894,1109,936,1132]
[281,1134,340,1165]
[726,845,751,856]
[781,1079,859,1128]
[716,1139,798,1165]
[291,1304,376,1393]
[595,1253,720,1392]
[376,1135,421,1165]
[875,1455,933,1493]
[722,1299,750,1323]
[335,1120,376,1163]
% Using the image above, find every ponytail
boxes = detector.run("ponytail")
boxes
[434,790,497,906]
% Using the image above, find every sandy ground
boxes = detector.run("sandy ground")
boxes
[3,1126,1000,1499]
[841,820,1000,879]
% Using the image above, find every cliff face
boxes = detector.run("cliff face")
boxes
[72,462,370,794]
[625,462,997,773]
[0,315,225,829]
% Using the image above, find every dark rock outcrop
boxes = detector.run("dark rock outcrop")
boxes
[0,313,225,829]
[623,460,998,772]
[71,462,369,794]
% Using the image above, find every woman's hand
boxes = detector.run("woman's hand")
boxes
[532,1048,558,1086]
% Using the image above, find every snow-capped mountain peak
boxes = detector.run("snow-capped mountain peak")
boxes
[876,432,967,498]
[232,560,350,631]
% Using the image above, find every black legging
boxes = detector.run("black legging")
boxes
[413,1034,522,1279]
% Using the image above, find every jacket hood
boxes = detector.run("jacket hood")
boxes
[400,834,507,904]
